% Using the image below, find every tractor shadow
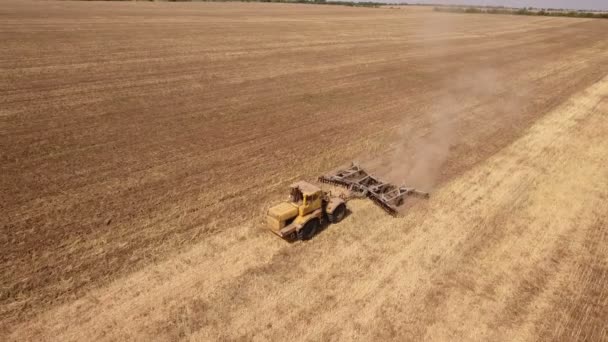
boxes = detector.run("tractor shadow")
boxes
[283,209,352,244]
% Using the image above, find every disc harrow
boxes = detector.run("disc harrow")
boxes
[318,163,429,216]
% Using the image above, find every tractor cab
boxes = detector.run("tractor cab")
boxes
[289,181,323,215]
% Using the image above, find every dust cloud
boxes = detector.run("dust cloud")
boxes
[385,69,508,191]
[381,12,518,192]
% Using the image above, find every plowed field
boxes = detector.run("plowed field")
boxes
[2,1,607,340]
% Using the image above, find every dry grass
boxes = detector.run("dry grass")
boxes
[1,1,608,340]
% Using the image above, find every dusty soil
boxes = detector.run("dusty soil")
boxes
[1,1,607,340]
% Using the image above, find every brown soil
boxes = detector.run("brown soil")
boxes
[1,1,607,340]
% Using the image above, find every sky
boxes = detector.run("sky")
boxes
[409,0,608,10]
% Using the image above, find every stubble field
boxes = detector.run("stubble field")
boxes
[1,1,607,340]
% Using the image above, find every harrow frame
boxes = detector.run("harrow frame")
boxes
[318,163,429,216]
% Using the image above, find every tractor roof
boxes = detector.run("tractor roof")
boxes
[290,181,321,195]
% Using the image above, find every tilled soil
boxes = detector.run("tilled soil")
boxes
[1,1,607,340]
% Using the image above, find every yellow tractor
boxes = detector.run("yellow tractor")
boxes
[266,181,346,241]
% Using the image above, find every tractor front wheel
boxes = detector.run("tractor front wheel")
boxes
[298,219,319,241]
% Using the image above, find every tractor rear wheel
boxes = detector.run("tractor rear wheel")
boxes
[298,219,319,241]
[329,203,346,223]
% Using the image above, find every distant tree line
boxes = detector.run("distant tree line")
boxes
[250,0,385,7]
[132,0,400,7]
[433,5,608,19]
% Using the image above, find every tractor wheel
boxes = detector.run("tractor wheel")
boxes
[329,203,346,223]
[297,219,319,241]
